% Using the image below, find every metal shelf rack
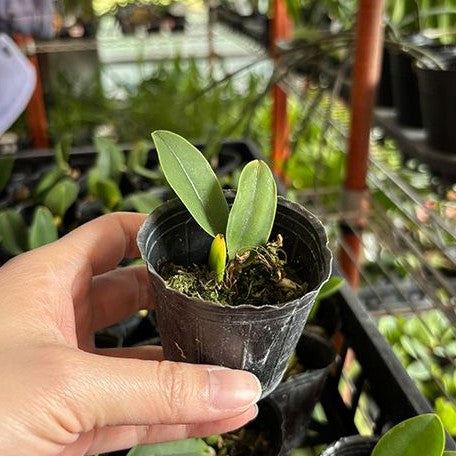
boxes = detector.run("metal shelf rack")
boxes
[279,68,456,446]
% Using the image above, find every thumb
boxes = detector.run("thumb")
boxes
[68,351,262,429]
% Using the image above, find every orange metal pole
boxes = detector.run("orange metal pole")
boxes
[340,0,385,288]
[14,35,49,149]
[339,227,362,290]
[270,0,292,177]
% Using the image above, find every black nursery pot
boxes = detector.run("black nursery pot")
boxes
[267,331,337,452]
[376,47,393,107]
[389,36,434,128]
[416,52,456,153]
[321,435,379,456]
[137,192,332,398]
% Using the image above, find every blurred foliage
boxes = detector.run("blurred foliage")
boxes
[45,56,270,155]
[93,0,198,16]
[379,310,456,436]
[386,0,456,44]
[46,70,114,146]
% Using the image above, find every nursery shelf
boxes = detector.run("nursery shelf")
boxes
[280,71,456,433]
[374,107,456,184]
[32,15,267,64]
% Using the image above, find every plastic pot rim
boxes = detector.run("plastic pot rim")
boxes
[137,191,332,312]
[414,51,456,72]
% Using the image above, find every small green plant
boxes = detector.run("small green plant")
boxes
[0,206,58,255]
[371,413,455,456]
[378,310,456,436]
[87,137,162,214]
[153,130,277,283]
[126,438,215,456]
[34,136,80,225]
[152,130,307,306]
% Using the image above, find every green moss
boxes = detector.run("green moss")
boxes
[161,235,307,307]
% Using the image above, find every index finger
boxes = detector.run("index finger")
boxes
[56,212,148,277]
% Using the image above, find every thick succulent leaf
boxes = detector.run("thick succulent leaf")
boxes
[316,276,344,301]
[54,135,72,172]
[0,209,27,255]
[435,397,456,436]
[94,178,122,210]
[308,277,345,322]
[94,136,125,183]
[126,439,214,456]
[152,130,228,237]
[0,155,14,194]
[226,160,276,259]
[87,169,101,197]
[120,191,163,213]
[127,141,149,170]
[35,168,66,198]
[372,414,445,456]
[127,141,160,180]
[28,206,58,250]
[43,178,79,217]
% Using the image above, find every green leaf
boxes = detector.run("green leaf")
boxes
[316,277,344,301]
[0,155,14,194]
[400,335,430,361]
[126,439,215,456]
[372,414,445,456]
[54,135,72,172]
[435,397,456,436]
[43,178,79,217]
[28,206,58,250]
[379,315,403,345]
[406,360,432,382]
[443,452,456,455]
[35,168,66,198]
[127,141,149,170]
[0,209,27,255]
[94,178,122,210]
[87,168,101,197]
[152,130,228,237]
[94,136,125,183]
[422,310,450,339]
[226,160,276,259]
[119,191,163,213]
[208,234,226,283]
[127,141,160,181]
[308,276,345,323]
[404,318,434,347]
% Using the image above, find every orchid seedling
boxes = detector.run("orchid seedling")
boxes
[152,130,277,284]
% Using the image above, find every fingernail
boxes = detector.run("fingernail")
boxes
[250,404,259,420]
[209,368,262,411]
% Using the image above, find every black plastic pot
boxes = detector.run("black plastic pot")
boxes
[137,192,332,398]
[416,51,456,153]
[267,331,337,452]
[231,399,284,455]
[376,47,393,108]
[212,148,243,178]
[389,36,434,128]
[95,312,160,349]
[321,435,379,456]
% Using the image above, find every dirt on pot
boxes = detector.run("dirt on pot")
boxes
[160,234,307,307]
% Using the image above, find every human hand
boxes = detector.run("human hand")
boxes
[0,212,261,455]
